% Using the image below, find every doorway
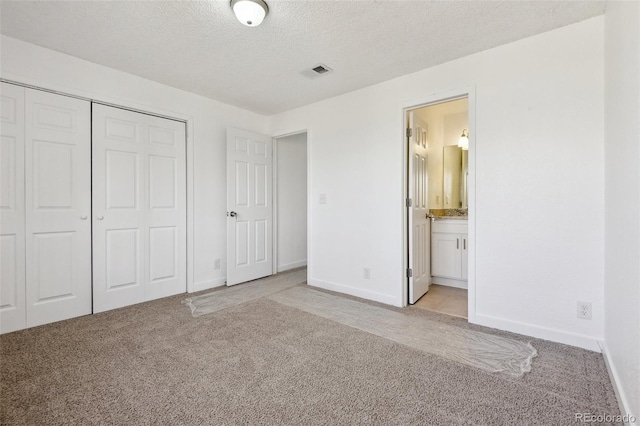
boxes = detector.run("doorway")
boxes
[404,92,473,320]
[273,132,308,273]
[225,128,308,288]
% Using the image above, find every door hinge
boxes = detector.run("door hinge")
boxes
[406,268,413,278]
[406,198,412,207]
[406,128,412,138]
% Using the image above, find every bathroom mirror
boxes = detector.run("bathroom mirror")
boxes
[443,146,468,209]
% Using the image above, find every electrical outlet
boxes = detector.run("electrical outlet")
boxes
[436,195,440,205]
[577,301,592,320]
[319,193,327,204]
[214,258,221,270]
[364,268,371,279]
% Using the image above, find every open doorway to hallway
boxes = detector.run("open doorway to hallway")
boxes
[406,97,469,319]
[274,132,308,274]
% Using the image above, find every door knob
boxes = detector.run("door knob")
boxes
[80,215,88,220]
[228,211,237,217]
[97,216,104,220]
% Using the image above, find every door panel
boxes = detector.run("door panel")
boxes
[149,226,177,282]
[106,228,140,289]
[226,128,272,285]
[149,155,177,208]
[0,83,26,333]
[25,88,91,327]
[408,112,431,304]
[93,104,186,312]
[106,150,139,209]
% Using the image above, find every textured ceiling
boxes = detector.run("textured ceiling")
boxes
[0,0,605,115]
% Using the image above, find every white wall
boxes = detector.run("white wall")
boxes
[604,1,640,419]
[269,17,605,350]
[276,132,307,271]
[0,36,268,292]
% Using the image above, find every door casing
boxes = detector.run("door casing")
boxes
[401,86,476,322]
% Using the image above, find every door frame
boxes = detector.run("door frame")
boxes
[270,128,310,276]
[0,78,196,294]
[400,86,476,322]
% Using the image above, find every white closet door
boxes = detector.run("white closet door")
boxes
[0,83,26,333]
[92,104,186,313]
[25,89,92,327]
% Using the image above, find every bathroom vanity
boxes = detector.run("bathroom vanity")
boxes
[431,217,468,289]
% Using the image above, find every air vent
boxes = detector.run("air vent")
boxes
[301,64,334,79]
[312,64,331,74]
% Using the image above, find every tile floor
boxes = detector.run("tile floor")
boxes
[414,284,468,318]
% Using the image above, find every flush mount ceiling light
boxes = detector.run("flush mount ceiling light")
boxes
[458,129,469,151]
[231,0,269,27]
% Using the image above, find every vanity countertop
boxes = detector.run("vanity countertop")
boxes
[431,216,468,220]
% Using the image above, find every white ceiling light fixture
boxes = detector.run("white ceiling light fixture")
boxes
[231,0,269,27]
[458,129,469,150]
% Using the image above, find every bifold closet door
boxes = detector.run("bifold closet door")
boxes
[0,83,26,333]
[25,89,92,327]
[92,104,186,313]
[1,84,91,333]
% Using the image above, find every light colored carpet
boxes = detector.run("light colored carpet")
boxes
[0,271,622,425]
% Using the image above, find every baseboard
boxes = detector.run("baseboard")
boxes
[473,313,601,352]
[278,260,307,272]
[431,277,468,289]
[191,277,226,293]
[599,341,637,423]
[308,278,402,307]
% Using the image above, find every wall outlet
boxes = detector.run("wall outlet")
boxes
[319,193,327,204]
[214,258,221,270]
[436,195,440,205]
[364,267,371,279]
[577,301,592,320]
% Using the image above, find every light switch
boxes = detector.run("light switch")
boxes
[319,193,327,204]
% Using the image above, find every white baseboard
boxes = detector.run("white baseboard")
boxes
[431,277,468,289]
[599,341,637,424]
[473,313,601,352]
[191,277,226,293]
[308,278,402,307]
[278,260,307,272]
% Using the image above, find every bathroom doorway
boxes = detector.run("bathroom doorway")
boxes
[404,92,473,320]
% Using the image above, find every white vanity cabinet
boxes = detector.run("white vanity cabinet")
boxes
[431,219,468,288]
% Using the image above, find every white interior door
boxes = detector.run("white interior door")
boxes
[408,111,431,304]
[226,128,273,286]
[25,88,92,326]
[92,104,186,313]
[0,83,26,333]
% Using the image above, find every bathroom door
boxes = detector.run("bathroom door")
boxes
[408,111,431,304]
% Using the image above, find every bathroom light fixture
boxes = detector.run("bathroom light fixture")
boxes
[458,129,469,151]
[231,0,269,27]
